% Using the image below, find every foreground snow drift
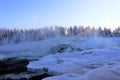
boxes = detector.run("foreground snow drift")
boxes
[28,48,120,80]
[85,68,120,80]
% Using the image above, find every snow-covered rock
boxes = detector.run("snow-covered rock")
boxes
[85,68,120,80]
[43,74,84,80]
[43,68,120,80]
[28,47,120,80]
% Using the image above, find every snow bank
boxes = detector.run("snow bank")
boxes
[43,74,84,80]
[43,68,120,80]
[28,48,120,80]
[85,68,120,80]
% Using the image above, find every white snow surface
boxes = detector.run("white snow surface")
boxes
[0,37,120,79]
[27,37,120,80]
[28,49,120,80]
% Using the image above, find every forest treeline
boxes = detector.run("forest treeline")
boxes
[0,26,120,44]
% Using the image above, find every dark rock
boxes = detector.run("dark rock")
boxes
[0,69,53,80]
[81,51,93,55]
[0,58,29,75]
[0,66,55,80]
[50,44,83,54]
[0,58,54,80]
[50,44,71,53]
[28,73,53,80]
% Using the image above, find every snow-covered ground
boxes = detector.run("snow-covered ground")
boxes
[28,48,120,80]
[0,37,120,79]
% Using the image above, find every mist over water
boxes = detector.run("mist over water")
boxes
[0,36,120,60]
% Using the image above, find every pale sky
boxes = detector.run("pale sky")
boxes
[0,0,120,29]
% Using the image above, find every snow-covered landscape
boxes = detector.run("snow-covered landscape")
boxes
[0,35,120,80]
[1,0,120,79]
